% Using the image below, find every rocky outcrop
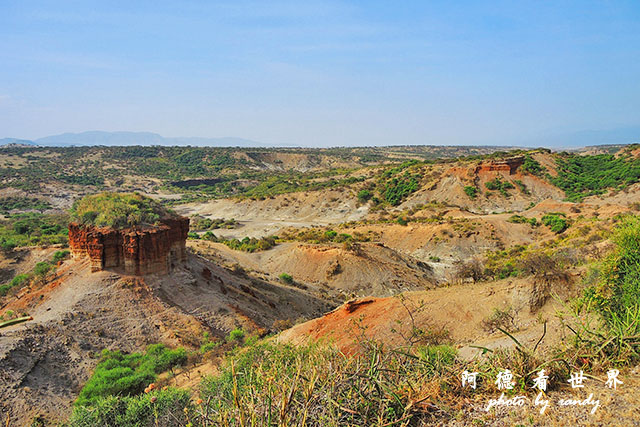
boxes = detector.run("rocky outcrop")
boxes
[474,156,524,175]
[69,217,189,275]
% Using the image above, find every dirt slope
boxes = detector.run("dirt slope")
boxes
[0,251,334,425]
[189,240,435,298]
[278,275,575,358]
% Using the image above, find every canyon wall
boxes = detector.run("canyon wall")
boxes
[68,217,189,275]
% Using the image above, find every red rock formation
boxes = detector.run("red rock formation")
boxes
[69,217,189,275]
[474,156,524,175]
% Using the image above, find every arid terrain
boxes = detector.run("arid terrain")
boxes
[1,144,640,425]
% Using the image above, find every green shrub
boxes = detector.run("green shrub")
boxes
[75,344,187,407]
[33,261,52,278]
[279,273,294,284]
[541,213,569,233]
[52,250,70,263]
[334,233,352,243]
[200,340,220,354]
[0,273,30,297]
[463,186,478,199]
[0,284,11,296]
[228,328,245,343]
[324,230,337,239]
[507,215,538,227]
[485,178,515,197]
[0,196,51,213]
[383,173,419,206]
[513,179,530,194]
[190,215,238,231]
[202,231,216,241]
[520,154,545,175]
[222,236,276,252]
[187,232,200,240]
[591,216,640,325]
[10,274,29,288]
[357,189,373,203]
[415,345,457,374]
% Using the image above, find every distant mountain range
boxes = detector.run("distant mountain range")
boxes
[0,138,37,146]
[1,127,639,148]
[0,131,268,147]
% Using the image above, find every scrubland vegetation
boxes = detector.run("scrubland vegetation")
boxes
[7,145,640,426]
[71,192,175,228]
[0,196,51,214]
[189,215,238,231]
[484,178,515,197]
[64,214,640,426]
[0,250,68,297]
[552,152,640,202]
[0,212,68,251]
[74,344,187,407]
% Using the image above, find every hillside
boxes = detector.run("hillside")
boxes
[2,145,640,425]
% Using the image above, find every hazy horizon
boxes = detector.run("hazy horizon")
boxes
[3,127,640,149]
[1,1,639,146]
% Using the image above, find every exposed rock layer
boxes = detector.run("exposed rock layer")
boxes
[474,156,524,175]
[68,217,189,275]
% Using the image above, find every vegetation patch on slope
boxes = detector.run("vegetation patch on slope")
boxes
[75,344,187,407]
[552,153,640,202]
[0,196,51,214]
[71,192,177,228]
[0,212,68,251]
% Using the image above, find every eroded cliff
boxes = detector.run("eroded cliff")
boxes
[68,217,189,275]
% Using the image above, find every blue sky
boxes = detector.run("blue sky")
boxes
[1,1,639,146]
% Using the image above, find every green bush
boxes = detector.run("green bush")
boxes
[541,213,569,233]
[513,179,530,194]
[279,273,294,284]
[335,233,352,243]
[33,261,53,278]
[75,344,187,407]
[463,186,478,199]
[357,189,373,203]
[222,236,276,252]
[507,215,537,227]
[0,196,51,213]
[190,215,238,231]
[202,231,216,241]
[520,154,545,175]
[228,328,245,343]
[0,274,29,296]
[383,173,419,206]
[52,250,70,263]
[200,340,220,354]
[485,178,515,197]
[592,216,640,325]
[324,230,337,240]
